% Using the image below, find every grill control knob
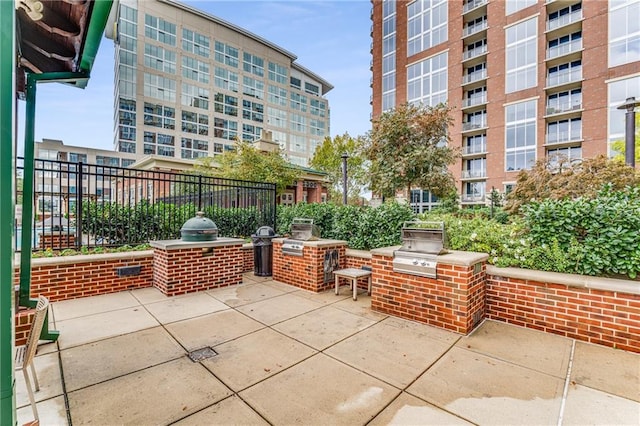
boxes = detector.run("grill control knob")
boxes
[412,259,418,265]
[420,261,427,266]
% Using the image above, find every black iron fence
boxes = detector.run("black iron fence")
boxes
[15,157,277,251]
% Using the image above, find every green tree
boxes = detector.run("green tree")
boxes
[611,114,640,163]
[504,154,640,213]
[193,140,301,195]
[365,103,459,199]
[309,132,368,204]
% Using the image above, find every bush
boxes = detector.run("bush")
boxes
[276,201,415,250]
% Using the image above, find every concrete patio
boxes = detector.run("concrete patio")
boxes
[16,273,640,425]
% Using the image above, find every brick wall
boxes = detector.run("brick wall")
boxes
[241,243,254,273]
[15,309,35,347]
[273,240,347,292]
[345,249,372,290]
[16,251,154,302]
[153,244,242,296]
[486,268,640,353]
[370,251,487,334]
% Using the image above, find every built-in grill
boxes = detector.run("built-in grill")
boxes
[393,221,447,278]
[282,218,321,256]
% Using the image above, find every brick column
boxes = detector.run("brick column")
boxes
[273,238,347,292]
[370,248,488,334]
[151,238,244,296]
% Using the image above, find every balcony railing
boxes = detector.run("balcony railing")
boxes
[463,142,487,155]
[547,38,582,60]
[463,93,487,108]
[463,44,488,61]
[546,68,582,87]
[547,9,583,32]
[463,20,488,37]
[545,101,582,115]
[462,120,487,131]
[546,130,582,144]
[463,69,487,84]
[462,169,487,179]
[463,0,488,14]
[461,194,486,203]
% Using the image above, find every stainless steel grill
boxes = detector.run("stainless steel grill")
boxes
[282,218,321,256]
[393,221,447,278]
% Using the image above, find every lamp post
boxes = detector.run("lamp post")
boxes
[616,96,640,168]
[341,153,348,205]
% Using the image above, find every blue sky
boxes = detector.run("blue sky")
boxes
[21,0,373,153]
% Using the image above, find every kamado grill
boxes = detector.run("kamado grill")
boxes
[281,218,320,256]
[393,221,448,278]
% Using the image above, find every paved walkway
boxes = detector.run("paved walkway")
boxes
[17,273,640,425]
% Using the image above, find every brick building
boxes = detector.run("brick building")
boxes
[370,0,640,211]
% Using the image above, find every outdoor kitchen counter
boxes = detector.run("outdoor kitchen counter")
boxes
[272,238,347,247]
[150,237,245,250]
[370,247,489,266]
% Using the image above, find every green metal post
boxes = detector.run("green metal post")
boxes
[0,0,16,423]
[19,73,37,309]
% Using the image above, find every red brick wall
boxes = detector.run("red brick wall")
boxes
[273,241,347,292]
[15,309,35,347]
[486,274,640,353]
[153,245,242,296]
[38,233,76,250]
[16,253,154,302]
[370,254,486,334]
[242,244,254,273]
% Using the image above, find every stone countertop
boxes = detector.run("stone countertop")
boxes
[272,238,347,247]
[370,246,489,267]
[150,237,245,250]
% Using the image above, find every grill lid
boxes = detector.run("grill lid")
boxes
[289,218,321,241]
[180,212,218,242]
[398,221,447,255]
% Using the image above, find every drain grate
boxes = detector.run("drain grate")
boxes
[187,347,218,362]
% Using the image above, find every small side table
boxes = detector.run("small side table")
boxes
[333,268,372,301]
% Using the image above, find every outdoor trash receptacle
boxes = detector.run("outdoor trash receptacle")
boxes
[252,226,277,276]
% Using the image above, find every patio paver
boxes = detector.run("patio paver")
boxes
[208,282,286,307]
[407,346,565,425]
[562,385,640,425]
[369,392,473,425]
[52,291,141,322]
[240,353,400,425]
[143,292,229,324]
[235,292,324,325]
[173,395,269,425]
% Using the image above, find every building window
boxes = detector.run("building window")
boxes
[505,0,536,15]
[290,77,301,90]
[243,76,264,99]
[181,137,209,159]
[267,107,287,128]
[310,119,325,137]
[310,99,326,117]
[290,92,308,112]
[214,93,238,117]
[243,52,264,77]
[290,113,307,133]
[144,44,176,74]
[144,14,176,46]
[407,51,447,106]
[181,111,209,136]
[609,0,640,67]
[214,41,239,68]
[547,31,582,60]
[181,83,209,110]
[143,103,175,129]
[242,123,262,142]
[213,118,238,141]
[607,75,640,154]
[407,0,447,56]
[505,99,537,171]
[547,60,582,87]
[382,0,396,113]
[242,100,264,123]
[546,118,582,144]
[547,146,582,168]
[182,28,210,58]
[214,67,239,93]
[268,62,288,85]
[506,17,537,93]
[463,182,485,202]
[546,89,582,115]
[305,82,320,96]
[410,190,440,213]
[268,85,287,106]
[182,56,209,84]
[143,73,176,103]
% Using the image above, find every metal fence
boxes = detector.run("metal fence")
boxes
[15,157,277,251]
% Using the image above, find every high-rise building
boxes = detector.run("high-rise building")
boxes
[107,0,332,167]
[371,0,640,212]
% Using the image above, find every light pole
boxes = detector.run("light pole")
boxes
[341,153,348,205]
[616,96,640,168]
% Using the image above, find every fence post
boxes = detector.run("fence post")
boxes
[197,174,202,211]
[76,161,83,248]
